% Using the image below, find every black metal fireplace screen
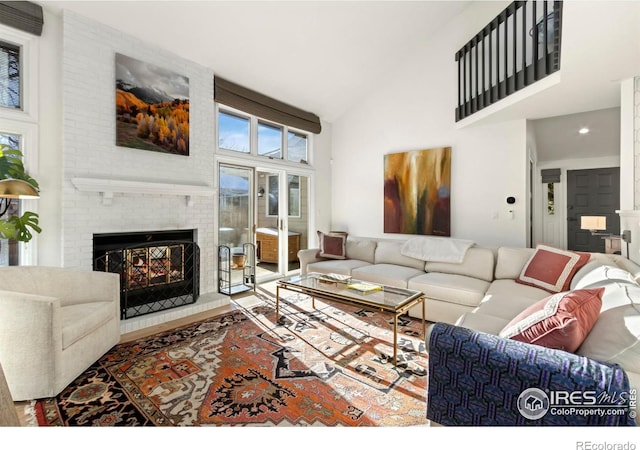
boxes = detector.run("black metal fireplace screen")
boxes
[94,239,200,319]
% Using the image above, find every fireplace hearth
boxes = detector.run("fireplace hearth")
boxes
[93,229,199,319]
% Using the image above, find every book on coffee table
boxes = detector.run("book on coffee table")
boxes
[346,282,382,294]
[317,273,352,283]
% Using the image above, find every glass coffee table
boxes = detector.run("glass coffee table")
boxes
[276,273,426,365]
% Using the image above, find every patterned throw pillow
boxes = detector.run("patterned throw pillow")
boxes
[499,288,604,352]
[317,231,348,260]
[516,244,590,293]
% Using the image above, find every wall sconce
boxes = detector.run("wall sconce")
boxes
[257,187,265,197]
[580,215,608,236]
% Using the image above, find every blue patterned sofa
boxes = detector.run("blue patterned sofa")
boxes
[426,322,636,426]
[426,254,640,426]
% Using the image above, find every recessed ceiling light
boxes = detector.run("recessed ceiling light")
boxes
[579,127,590,135]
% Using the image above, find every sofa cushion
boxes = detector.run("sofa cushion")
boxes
[494,247,535,280]
[516,245,590,293]
[61,302,115,350]
[373,241,425,270]
[473,292,542,321]
[317,231,347,259]
[454,311,508,335]
[345,238,377,263]
[307,259,371,276]
[351,264,424,288]
[424,247,495,282]
[577,285,640,374]
[485,279,550,302]
[499,288,604,352]
[408,272,490,308]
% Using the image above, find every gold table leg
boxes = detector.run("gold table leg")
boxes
[393,313,398,366]
[422,297,426,338]
[276,285,280,322]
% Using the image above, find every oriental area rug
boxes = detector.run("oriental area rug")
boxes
[33,290,428,426]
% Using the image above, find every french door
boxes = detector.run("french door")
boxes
[218,162,309,282]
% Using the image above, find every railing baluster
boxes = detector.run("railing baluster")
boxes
[488,25,493,105]
[475,36,479,112]
[522,3,527,87]
[541,0,548,75]
[512,5,517,92]
[532,0,538,80]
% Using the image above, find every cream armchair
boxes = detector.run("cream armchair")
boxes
[0,266,120,401]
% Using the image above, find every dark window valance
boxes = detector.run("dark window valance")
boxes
[0,2,43,36]
[214,76,321,134]
[541,168,561,183]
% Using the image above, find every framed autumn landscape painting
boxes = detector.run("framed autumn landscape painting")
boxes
[115,53,190,156]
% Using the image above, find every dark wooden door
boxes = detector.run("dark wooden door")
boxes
[567,167,620,252]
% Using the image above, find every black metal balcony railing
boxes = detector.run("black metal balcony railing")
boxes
[455,1,563,122]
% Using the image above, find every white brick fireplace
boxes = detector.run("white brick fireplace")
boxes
[61,11,227,332]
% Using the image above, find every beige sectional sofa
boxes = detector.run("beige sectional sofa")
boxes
[299,236,498,323]
[298,235,640,420]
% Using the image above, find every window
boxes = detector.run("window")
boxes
[217,108,309,163]
[287,132,307,163]
[547,183,555,215]
[218,111,249,153]
[0,40,20,110]
[0,25,39,266]
[0,132,22,265]
[258,121,282,158]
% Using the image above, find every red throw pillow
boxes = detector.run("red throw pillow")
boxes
[516,245,590,293]
[499,288,604,352]
[317,231,347,260]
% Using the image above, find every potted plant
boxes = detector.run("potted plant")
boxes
[0,144,41,242]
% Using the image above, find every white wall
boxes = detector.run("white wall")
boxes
[619,78,635,210]
[37,9,64,266]
[312,120,333,239]
[60,11,218,291]
[330,1,528,248]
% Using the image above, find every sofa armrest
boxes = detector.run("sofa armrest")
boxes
[0,290,62,395]
[297,248,323,275]
[426,322,636,426]
[0,267,120,308]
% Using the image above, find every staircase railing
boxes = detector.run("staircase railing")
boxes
[455,0,562,122]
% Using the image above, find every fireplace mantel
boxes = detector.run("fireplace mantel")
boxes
[71,177,216,206]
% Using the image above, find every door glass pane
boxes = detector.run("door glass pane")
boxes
[287,175,308,273]
[288,175,300,217]
[258,121,282,158]
[256,171,280,276]
[0,40,20,110]
[218,165,251,248]
[218,111,249,153]
[0,132,22,266]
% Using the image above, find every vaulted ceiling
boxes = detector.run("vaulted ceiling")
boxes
[41,1,640,162]
[42,0,472,122]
